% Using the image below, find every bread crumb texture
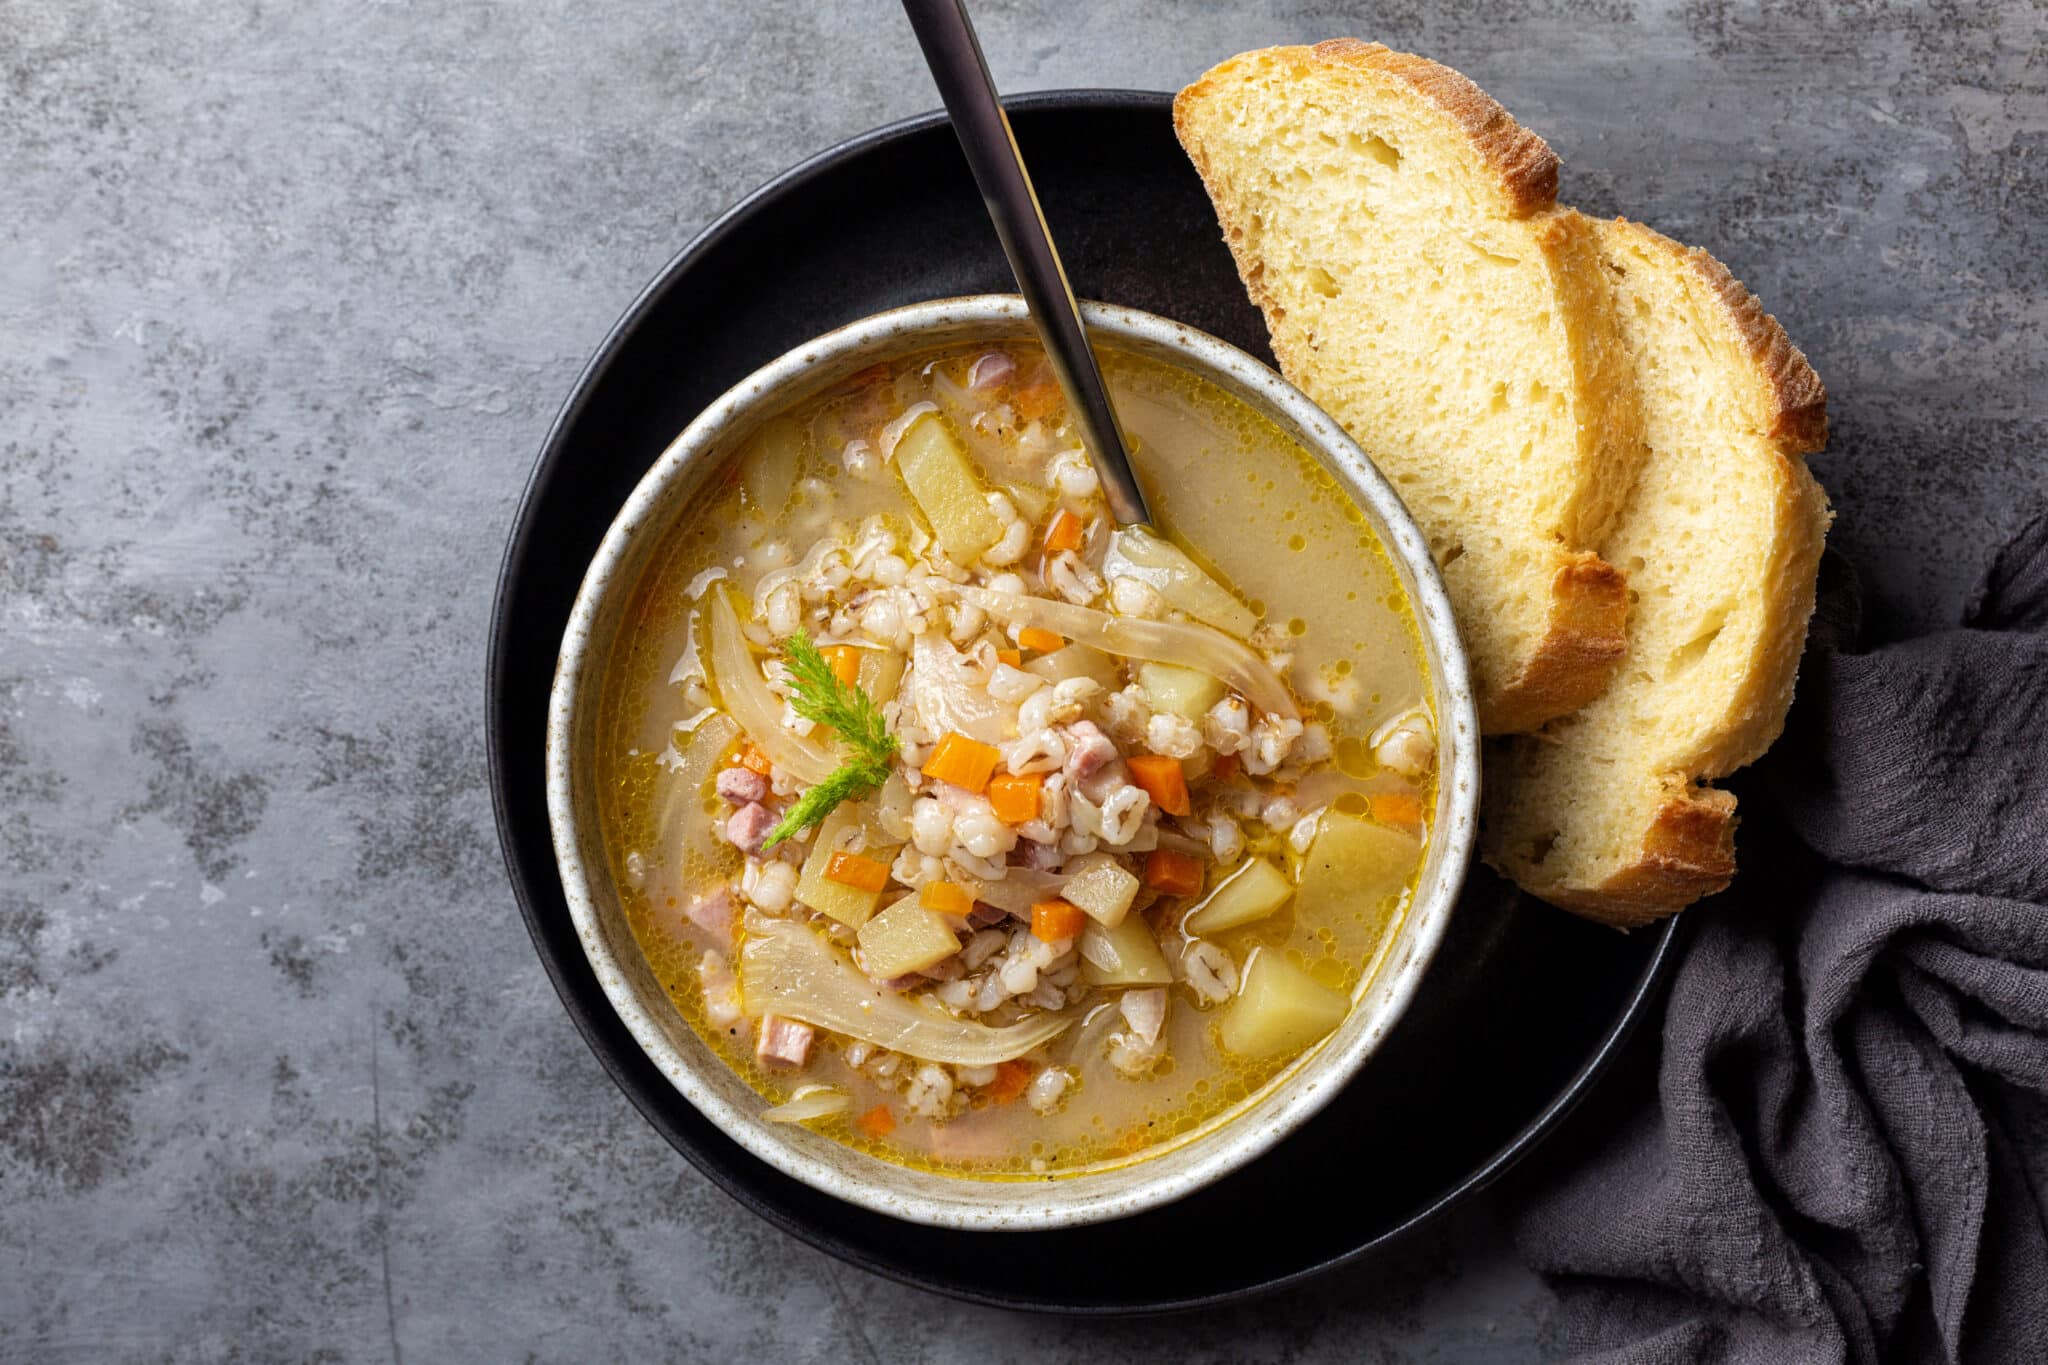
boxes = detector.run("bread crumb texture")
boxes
[1174,40,1644,734]
[1177,42,1830,925]
[1483,219,1830,927]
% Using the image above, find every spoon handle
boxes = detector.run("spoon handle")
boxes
[900,0,1153,527]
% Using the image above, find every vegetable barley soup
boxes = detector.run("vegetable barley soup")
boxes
[597,339,1437,1178]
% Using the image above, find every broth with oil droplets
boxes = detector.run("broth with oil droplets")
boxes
[595,338,1436,1178]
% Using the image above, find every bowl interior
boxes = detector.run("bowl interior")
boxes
[546,297,1477,1229]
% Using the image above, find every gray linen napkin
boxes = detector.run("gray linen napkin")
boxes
[1508,509,2048,1363]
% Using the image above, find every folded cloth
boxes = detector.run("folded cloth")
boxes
[1508,509,2048,1363]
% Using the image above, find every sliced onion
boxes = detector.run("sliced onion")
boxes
[959,867,1066,916]
[739,916,1071,1065]
[957,586,1298,720]
[659,711,741,863]
[1150,824,1211,860]
[703,588,839,786]
[760,1086,851,1125]
[910,631,1013,744]
[873,770,916,842]
[927,369,1013,471]
[741,414,802,517]
[1106,527,1258,639]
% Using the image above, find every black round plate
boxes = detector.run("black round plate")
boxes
[487,91,1681,1314]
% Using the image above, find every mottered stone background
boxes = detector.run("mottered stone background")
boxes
[2,0,2039,1359]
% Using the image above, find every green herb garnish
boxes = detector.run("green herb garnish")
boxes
[761,630,899,849]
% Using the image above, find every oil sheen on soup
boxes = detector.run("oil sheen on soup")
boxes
[597,338,1437,1179]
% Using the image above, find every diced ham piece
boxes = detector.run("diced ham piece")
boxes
[1014,840,1063,872]
[968,903,1010,928]
[1064,720,1117,781]
[715,765,768,804]
[725,802,777,855]
[1119,988,1167,1046]
[754,1015,815,1070]
[685,887,735,946]
[967,349,1016,390]
[920,956,965,982]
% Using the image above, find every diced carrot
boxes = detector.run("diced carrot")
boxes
[1030,899,1088,943]
[922,731,1001,794]
[1043,508,1084,554]
[1012,375,1062,422]
[1144,848,1204,898]
[986,1059,1036,1106]
[1211,752,1241,782]
[1126,753,1191,816]
[825,850,890,892]
[1368,791,1425,829]
[821,644,862,689]
[986,771,1044,825]
[737,743,773,777]
[995,648,1022,667]
[919,881,974,916]
[855,1103,896,1137]
[1018,626,1064,654]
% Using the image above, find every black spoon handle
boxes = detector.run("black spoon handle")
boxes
[899,0,1153,527]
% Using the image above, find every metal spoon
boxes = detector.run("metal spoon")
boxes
[900,0,1153,528]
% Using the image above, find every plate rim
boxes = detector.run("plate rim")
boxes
[485,87,1683,1315]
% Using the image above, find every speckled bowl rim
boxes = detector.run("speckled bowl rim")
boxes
[545,296,1479,1231]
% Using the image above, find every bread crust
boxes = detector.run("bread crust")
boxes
[1176,43,1830,925]
[1175,42,1560,220]
[1491,219,1831,925]
[1174,44,1639,734]
[1611,219,1829,452]
[1305,39,1561,216]
[1484,553,1629,734]
[1531,788,1738,929]
[1598,218,1833,784]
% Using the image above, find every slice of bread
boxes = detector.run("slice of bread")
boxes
[1482,218,1830,927]
[1174,40,1643,733]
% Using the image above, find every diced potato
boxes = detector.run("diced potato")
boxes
[794,803,897,928]
[1079,914,1172,987]
[1024,644,1121,692]
[1137,661,1226,720]
[857,896,961,979]
[1003,481,1054,522]
[1218,948,1351,1058]
[742,414,804,517]
[1108,526,1258,638]
[1059,853,1141,928]
[1293,811,1419,923]
[894,413,1002,563]
[856,647,905,707]
[1184,856,1293,935]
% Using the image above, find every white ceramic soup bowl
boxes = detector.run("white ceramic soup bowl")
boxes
[547,296,1478,1230]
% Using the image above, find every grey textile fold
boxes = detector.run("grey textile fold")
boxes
[1508,510,2048,1364]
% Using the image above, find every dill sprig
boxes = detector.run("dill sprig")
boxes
[761,630,899,849]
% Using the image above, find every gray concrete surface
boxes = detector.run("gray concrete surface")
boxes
[2,0,2040,1359]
